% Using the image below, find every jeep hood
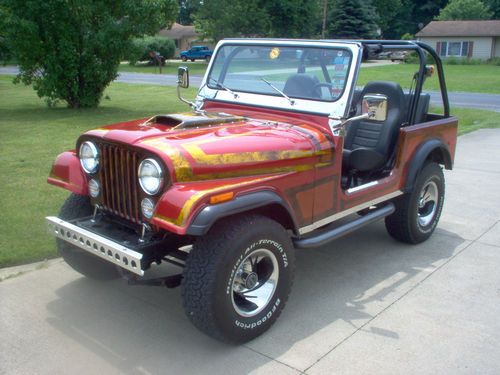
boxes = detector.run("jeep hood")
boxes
[84,112,333,183]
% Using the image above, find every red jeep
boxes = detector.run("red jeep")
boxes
[46,39,457,343]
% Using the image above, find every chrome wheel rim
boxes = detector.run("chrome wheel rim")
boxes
[418,180,438,227]
[231,248,279,317]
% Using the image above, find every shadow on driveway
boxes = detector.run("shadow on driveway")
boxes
[44,221,465,373]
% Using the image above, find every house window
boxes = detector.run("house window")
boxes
[439,41,470,57]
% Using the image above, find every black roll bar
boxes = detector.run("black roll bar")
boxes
[358,40,450,122]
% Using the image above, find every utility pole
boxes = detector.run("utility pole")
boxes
[321,0,328,39]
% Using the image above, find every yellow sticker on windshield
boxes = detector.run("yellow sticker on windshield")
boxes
[269,48,280,60]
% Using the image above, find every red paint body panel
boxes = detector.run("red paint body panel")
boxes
[48,99,457,235]
[48,151,88,196]
[50,110,333,232]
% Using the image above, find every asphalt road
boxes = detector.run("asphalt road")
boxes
[1,66,499,112]
[1,129,500,374]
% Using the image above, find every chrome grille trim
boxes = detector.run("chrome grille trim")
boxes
[99,143,141,223]
[46,216,144,276]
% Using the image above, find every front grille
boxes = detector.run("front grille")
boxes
[99,143,141,223]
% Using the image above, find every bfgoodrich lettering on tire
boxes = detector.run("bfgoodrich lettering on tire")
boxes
[385,162,445,244]
[181,215,295,343]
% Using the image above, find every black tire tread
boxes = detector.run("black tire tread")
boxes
[385,162,444,244]
[181,215,294,343]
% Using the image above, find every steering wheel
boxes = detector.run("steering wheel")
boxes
[312,83,334,100]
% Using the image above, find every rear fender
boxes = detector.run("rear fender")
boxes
[404,139,452,193]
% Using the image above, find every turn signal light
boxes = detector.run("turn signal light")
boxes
[209,192,234,204]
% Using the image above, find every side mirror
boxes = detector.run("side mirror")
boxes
[178,67,189,88]
[362,94,388,121]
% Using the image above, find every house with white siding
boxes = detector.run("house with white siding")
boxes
[416,20,500,60]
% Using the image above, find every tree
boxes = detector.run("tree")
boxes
[328,0,379,39]
[195,0,270,41]
[482,0,500,17]
[264,0,321,38]
[389,0,447,38]
[1,0,177,108]
[0,4,11,63]
[194,0,321,42]
[177,0,201,25]
[372,0,402,37]
[437,0,493,20]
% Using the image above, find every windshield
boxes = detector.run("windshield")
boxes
[207,45,352,102]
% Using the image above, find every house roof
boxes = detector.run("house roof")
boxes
[158,23,199,39]
[416,20,500,37]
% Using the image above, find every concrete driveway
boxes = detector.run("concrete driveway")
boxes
[1,129,500,374]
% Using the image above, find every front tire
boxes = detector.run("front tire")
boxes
[57,194,121,280]
[181,56,187,62]
[385,162,445,244]
[181,215,295,343]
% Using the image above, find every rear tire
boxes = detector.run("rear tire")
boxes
[385,162,445,244]
[181,215,295,343]
[57,194,121,280]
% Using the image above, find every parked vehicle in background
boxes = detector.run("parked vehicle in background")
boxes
[390,50,409,62]
[46,39,457,344]
[180,46,213,62]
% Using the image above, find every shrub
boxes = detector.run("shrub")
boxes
[127,36,176,65]
[486,57,500,66]
[2,0,177,108]
[404,52,488,66]
[401,33,414,40]
[444,57,482,65]
[403,51,419,64]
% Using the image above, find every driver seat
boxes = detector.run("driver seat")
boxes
[283,74,320,99]
[342,81,406,175]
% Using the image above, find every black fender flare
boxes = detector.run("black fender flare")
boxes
[186,190,298,236]
[404,138,452,193]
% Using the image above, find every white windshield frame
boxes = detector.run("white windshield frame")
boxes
[196,39,362,119]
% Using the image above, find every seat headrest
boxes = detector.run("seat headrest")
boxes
[283,74,319,98]
[361,81,405,108]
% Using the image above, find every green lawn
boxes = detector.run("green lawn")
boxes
[7,60,500,94]
[0,76,197,268]
[121,62,500,94]
[118,61,208,75]
[445,107,500,134]
[359,63,500,94]
[0,76,499,268]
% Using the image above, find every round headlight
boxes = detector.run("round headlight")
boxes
[88,179,100,198]
[141,198,155,219]
[79,141,99,174]
[138,158,164,195]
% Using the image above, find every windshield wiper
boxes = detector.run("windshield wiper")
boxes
[261,78,295,106]
[208,77,239,99]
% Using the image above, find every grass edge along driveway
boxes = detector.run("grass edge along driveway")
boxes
[1,76,499,268]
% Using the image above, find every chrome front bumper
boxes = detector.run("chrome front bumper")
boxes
[46,216,144,276]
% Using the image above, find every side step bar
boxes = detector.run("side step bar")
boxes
[293,203,395,249]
